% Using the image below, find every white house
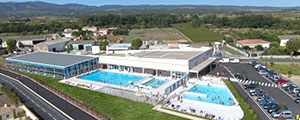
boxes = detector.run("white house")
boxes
[236,39,270,48]
[62,29,79,38]
[93,28,110,36]
[82,26,97,32]
[278,35,300,46]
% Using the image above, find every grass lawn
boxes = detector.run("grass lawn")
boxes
[223,46,243,56]
[107,28,188,43]
[260,62,300,75]
[172,23,223,43]
[20,72,186,120]
[224,80,258,120]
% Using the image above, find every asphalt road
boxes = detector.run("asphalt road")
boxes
[0,73,69,120]
[224,63,300,118]
[0,68,98,120]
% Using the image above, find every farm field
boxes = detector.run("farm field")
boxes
[172,23,223,43]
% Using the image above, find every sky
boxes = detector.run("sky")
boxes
[2,0,300,7]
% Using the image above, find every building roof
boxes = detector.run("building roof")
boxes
[278,35,300,40]
[236,39,270,45]
[7,52,96,67]
[0,35,51,41]
[132,51,203,60]
[69,40,98,45]
[38,39,70,46]
[0,105,15,115]
[107,43,131,48]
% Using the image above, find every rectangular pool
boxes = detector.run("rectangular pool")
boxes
[143,78,168,88]
[183,84,234,106]
[79,71,145,87]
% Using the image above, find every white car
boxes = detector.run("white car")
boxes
[230,59,240,63]
[219,58,230,63]
[254,64,262,69]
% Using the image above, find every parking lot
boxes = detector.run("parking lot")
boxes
[222,63,300,118]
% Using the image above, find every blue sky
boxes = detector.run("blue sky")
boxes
[2,0,300,7]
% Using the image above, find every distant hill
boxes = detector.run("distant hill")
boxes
[0,1,300,18]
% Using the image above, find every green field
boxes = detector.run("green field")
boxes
[21,72,186,120]
[107,28,188,43]
[260,62,300,75]
[223,46,243,56]
[224,80,258,120]
[172,23,224,43]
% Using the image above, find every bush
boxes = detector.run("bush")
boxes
[131,39,143,50]
[255,45,264,51]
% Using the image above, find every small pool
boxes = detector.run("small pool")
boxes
[143,78,168,88]
[183,84,234,106]
[79,71,145,87]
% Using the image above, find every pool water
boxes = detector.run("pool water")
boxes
[79,71,145,87]
[183,84,234,106]
[143,78,168,88]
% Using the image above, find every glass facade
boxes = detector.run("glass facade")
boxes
[6,57,99,79]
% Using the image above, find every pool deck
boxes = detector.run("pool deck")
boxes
[161,76,244,120]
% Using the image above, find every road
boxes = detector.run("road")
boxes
[223,63,300,118]
[0,68,98,120]
[0,73,70,120]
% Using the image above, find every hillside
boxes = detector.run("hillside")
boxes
[172,23,224,42]
[1,1,300,18]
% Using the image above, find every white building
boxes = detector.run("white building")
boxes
[34,39,70,52]
[279,35,300,46]
[236,39,270,48]
[82,26,97,32]
[99,47,215,79]
[62,29,79,38]
[0,105,15,120]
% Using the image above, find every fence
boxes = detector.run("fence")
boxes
[1,68,110,120]
[226,44,248,56]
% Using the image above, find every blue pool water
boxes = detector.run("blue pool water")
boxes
[183,84,234,106]
[143,78,168,88]
[79,71,145,87]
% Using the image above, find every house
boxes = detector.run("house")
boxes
[92,28,110,36]
[82,26,97,32]
[236,39,270,48]
[34,39,70,52]
[0,35,52,48]
[62,28,79,38]
[278,35,300,46]
[0,104,15,120]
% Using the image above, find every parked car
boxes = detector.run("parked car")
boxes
[271,75,282,81]
[257,96,271,102]
[288,86,299,92]
[285,84,298,91]
[249,60,257,65]
[280,83,291,88]
[235,72,245,80]
[259,70,268,76]
[256,89,265,96]
[244,83,256,89]
[219,58,230,63]
[260,98,274,105]
[267,104,279,113]
[267,72,277,79]
[294,97,300,103]
[276,79,289,84]
[249,88,257,96]
[292,88,300,94]
[230,59,240,63]
[263,101,277,109]
[271,110,293,119]
[254,64,262,69]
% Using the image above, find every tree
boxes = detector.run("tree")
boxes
[71,31,80,37]
[0,38,2,45]
[97,35,106,40]
[131,39,143,50]
[270,42,280,48]
[99,40,108,51]
[286,38,300,55]
[255,45,264,51]
[6,39,17,54]
[243,46,251,51]
[66,44,73,53]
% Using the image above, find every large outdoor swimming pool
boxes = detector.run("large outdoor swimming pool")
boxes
[183,84,234,106]
[79,71,145,87]
[143,78,168,88]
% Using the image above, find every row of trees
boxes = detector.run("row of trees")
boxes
[192,14,300,30]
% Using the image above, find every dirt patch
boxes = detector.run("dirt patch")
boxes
[281,74,300,87]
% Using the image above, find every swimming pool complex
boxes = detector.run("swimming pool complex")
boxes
[183,84,234,106]
[143,78,168,88]
[79,71,145,87]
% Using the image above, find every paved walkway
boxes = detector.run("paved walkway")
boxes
[153,105,205,120]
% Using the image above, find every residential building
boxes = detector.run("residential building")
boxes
[6,52,98,79]
[34,39,70,52]
[236,39,270,48]
[82,26,97,32]
[93,28,110,36]
[62,28,79,38]
[0,104,15,120]
[279,35,300,46]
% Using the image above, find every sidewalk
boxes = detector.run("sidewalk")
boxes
[153,105,205,120]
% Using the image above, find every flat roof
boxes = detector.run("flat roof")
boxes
[7,52,96,67]
[132,51,203,60]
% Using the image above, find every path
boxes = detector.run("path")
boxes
[153,105,205,120]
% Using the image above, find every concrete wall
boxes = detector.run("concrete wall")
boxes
[188,48,213,69]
